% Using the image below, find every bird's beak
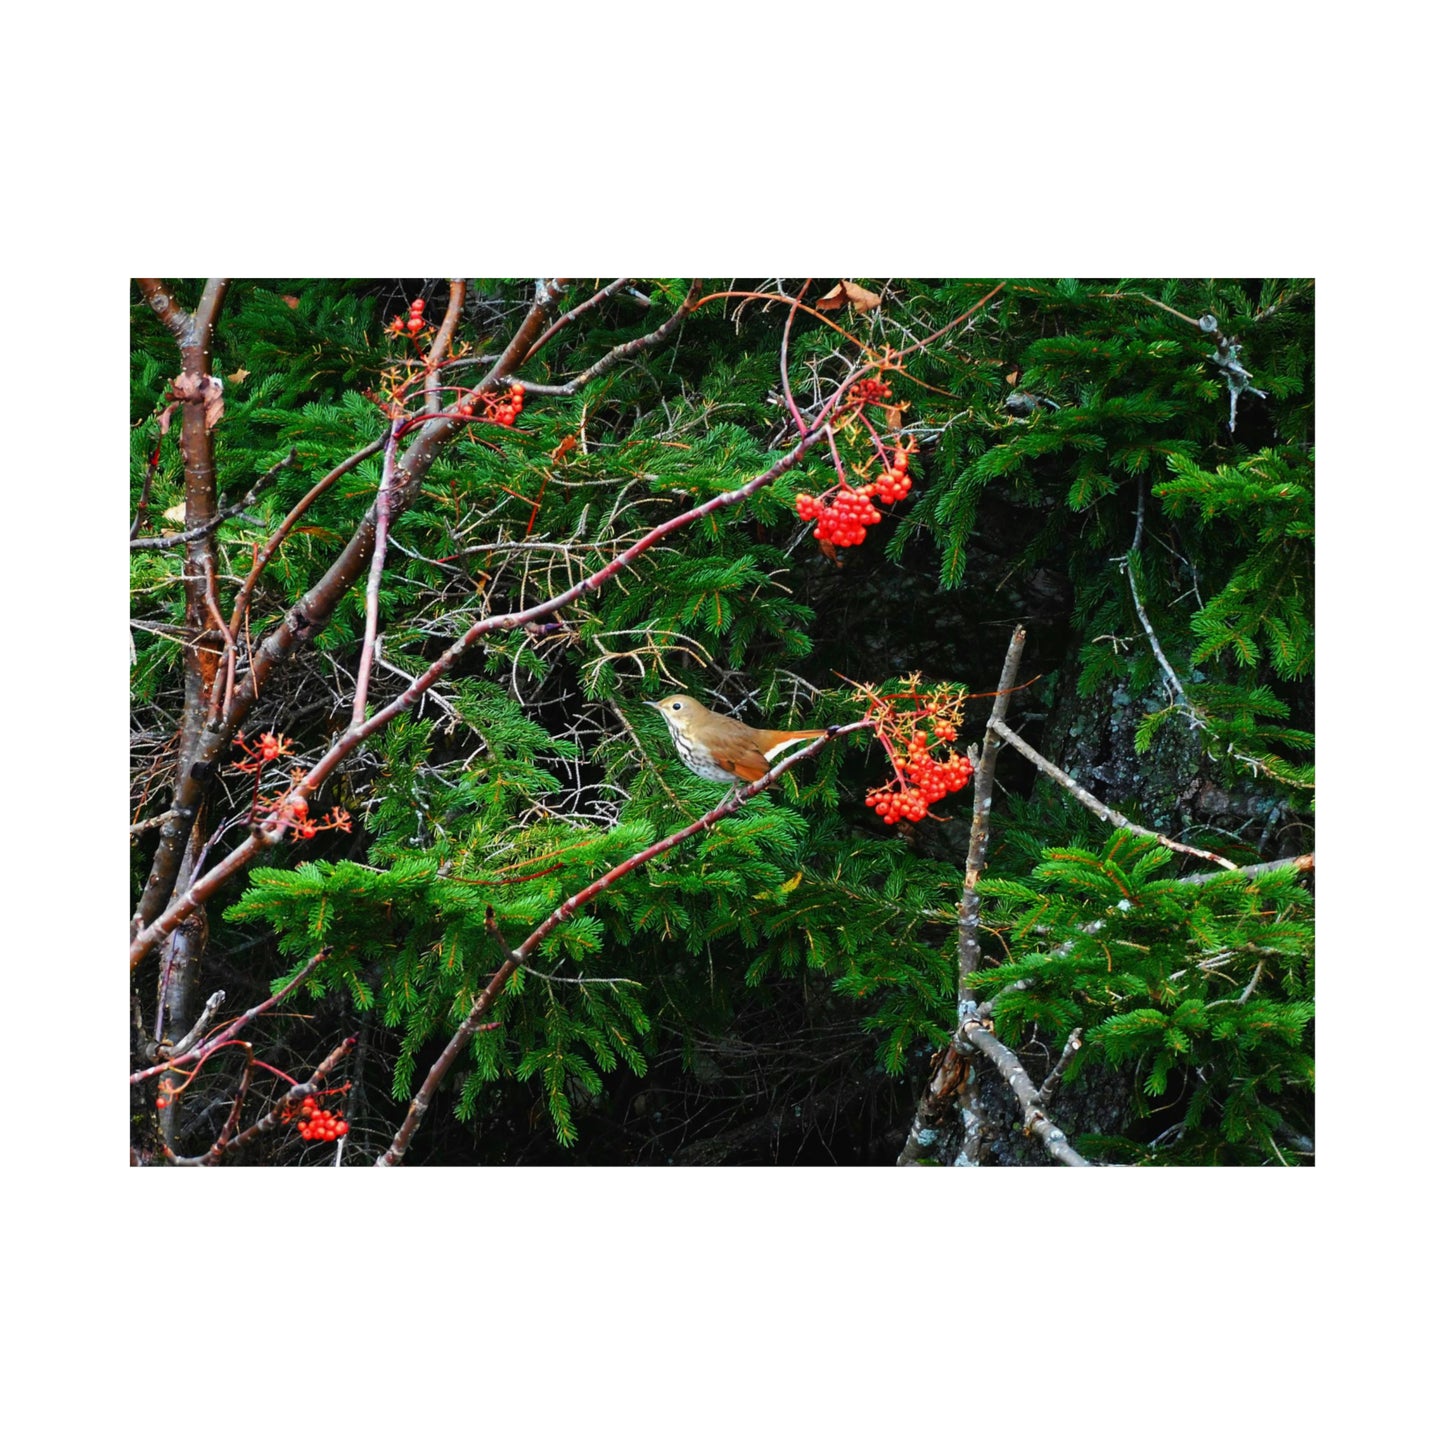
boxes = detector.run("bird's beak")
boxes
[642,700,662,711]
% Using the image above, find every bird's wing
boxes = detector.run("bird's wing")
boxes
[716,743,772,783]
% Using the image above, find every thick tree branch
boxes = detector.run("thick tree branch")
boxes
[898,627,1026,1166]
[130,279,231,940]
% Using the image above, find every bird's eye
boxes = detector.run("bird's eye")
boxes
[671,702,682,711]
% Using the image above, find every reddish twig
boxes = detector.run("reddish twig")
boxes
[164,1042,257,1166]
[200,554,236,727]
[778,280,811,441]
[130,948,331,1085]
[213,1035,357,1160]
[226,433,388,640]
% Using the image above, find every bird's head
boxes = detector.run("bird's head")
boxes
[645,695,708,728]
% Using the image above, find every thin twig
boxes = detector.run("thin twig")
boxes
[352,419,406,728]
[518,280,704,396]
[226,434,389,639]
[778,281,811,441]
[522,278,633,364]
[167,990,227,1060]
[1037,1028,1083,1109]
[130,449,297,550]
[214,1035,356,1160]
[130,948,330,1084]
[130,809,179,836]
[959,626,1029,1002]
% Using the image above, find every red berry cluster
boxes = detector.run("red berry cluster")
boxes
[388,297,430,337]
[793,442,916,549]
[866,729,973,824]
[848,377,893,408]
[795,484,880,547]
[295,1096,348,1143]
[233,730,295,774]
[458,381,525,427]
[857,684,974,826]
[286,798,352,841]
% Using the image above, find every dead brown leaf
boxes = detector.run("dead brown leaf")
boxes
[172,372,226,431]
[817,280,883,314]
[227,367,250,385]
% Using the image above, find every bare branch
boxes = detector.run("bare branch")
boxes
[1037,1028,1084,1109]
[130,948,330,1085]
[423,280,467,415]
[990,716,1239,870]
[522,277,634,365]
[130,448,296,550]
[518,280,704,396]
[956,1016,1092,1166]
[898,627,1027,1167]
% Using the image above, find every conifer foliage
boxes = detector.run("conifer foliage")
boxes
[130,279,1313,1166]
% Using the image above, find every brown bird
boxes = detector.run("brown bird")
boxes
[645,695,827,784]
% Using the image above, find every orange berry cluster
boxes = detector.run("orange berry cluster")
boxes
[388,297,430,337]
[458,381,525,427]
[867,726,973,824]
[295,1096,348,1143]
[795,484,880,547]
[793,443,915,549]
